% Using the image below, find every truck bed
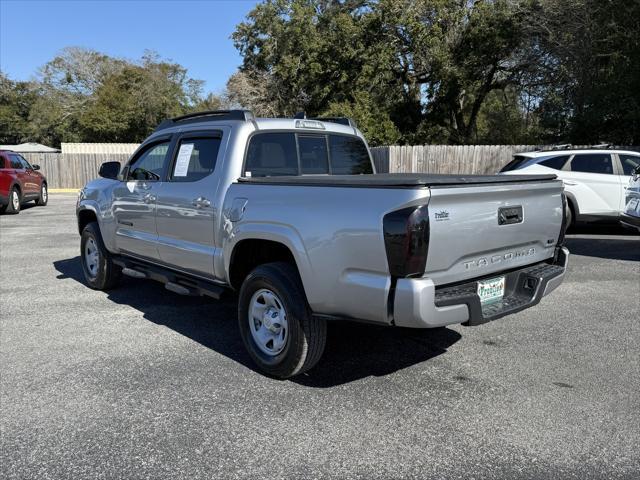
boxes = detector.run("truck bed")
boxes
[237,173,557,188]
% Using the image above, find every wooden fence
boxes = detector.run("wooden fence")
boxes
[370,145,640,174]
[21,153,131,189]
[21,145,640,189]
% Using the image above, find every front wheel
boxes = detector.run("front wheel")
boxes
[35,183,48,206]
[80,222,121,290]
[5,187,20,214]
[238,262,326,379]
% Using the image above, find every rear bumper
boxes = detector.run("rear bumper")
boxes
[393,247,569,328]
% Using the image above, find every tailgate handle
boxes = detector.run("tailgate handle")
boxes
[498,206,523,225]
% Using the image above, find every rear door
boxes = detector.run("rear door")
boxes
[564,153,620,215]
[112,138,173,260]
[154,129,226,277]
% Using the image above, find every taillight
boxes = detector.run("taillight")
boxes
[383,205,430,278]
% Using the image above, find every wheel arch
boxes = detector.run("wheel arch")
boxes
[225,226,313,297]
[564,191,579,219]
[77,206,99,235]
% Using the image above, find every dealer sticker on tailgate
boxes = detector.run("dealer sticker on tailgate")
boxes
[477,276,505,304]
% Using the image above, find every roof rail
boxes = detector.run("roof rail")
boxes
[292,111,358,128]
[310,116,358,128]
[591,143,613,149]
[155,109,255,131]
[549,144,572,150]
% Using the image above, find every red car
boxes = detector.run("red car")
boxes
[0,150,48,214]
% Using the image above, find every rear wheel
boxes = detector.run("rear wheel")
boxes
[5,187,20,214]
[238,262,326,378]
[81,222,121,290]
[35,183,48,206]
[565,201,574,231]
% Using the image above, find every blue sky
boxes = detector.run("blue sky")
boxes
[0,0,260,93]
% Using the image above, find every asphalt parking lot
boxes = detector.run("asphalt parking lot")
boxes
[1,194,639,479]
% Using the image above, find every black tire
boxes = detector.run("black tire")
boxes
[35,183,48,206]
[80,222,121,290]
[238,262,326,379]
[565,202,574,231]
[5,187,20,214]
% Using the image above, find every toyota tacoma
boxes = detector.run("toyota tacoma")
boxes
[76,110,569,378]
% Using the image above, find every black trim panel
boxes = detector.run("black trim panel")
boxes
[237,173,558,189]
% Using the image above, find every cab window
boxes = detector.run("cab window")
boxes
[329,135,372,174]
[128,142,170,181]
[298,135,329,174]
[170,136,222,182]
[244,132,372,177]
[245,133,298,177]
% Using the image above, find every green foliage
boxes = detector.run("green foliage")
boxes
[232,0,640,145]
[1,48,222,146]
[2,1,639,147]
[0,73,38,144]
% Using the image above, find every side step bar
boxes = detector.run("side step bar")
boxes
[113,257,226,299]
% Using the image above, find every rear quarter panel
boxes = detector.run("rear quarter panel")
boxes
[222,183,430,324]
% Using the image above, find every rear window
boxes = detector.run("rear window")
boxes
[244,132,372,177]
[298,135,329,174]
[539,155,570,170]
[500,155,530,172]
[570,154,613,174]
[245,133,298,177]
[329,135,372,174]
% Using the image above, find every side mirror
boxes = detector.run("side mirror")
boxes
[32,164,41,171]
[99,161,121,180]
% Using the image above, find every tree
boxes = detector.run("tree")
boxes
[0,73,38,144]
[231,0,538,145]
[19,47,212,145]
[531,0,640,144]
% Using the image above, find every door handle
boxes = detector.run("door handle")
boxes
[143,193,156,204]
[192,197,211,208]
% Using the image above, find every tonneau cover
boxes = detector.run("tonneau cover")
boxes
[237,173,557,188]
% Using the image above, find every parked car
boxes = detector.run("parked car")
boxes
[621,164,640,232]
[0,149,48,214]
[500,147,640,227]
[76,110,569,378]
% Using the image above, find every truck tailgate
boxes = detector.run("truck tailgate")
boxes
[425,179,564,285]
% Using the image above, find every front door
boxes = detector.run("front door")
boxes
[154,130,225,278]
[112,139,172,260]
[8,154,34,197]
[618,153,640,211]
[566,153,621,216]
[17,155,41,196]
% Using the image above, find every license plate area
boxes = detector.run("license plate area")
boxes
[477,276,505,304]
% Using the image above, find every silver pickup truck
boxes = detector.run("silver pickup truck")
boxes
[77,110,569,378]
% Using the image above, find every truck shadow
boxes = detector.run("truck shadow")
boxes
[53,257,461,388]
[564,225,640,261]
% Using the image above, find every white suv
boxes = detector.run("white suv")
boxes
[500,147,640,227]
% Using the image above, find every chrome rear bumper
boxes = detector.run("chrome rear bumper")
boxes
[393,247,569,328]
